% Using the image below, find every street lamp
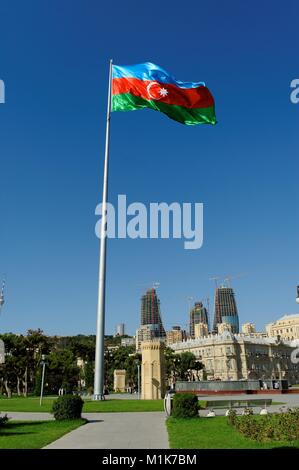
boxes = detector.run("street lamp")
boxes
[40,354,46,406]
[137,363,141,400]
[135,358,141,400]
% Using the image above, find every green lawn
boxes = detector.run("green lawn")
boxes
[0,396,164,413]
[166,416,299,449]
[0,419,85,449]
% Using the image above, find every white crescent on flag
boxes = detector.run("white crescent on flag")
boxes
[146,81,168,100]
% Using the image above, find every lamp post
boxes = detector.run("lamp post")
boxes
[134,358,141,399]
[137,363,141,400]
[40,354,46,406]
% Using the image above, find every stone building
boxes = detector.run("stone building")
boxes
[166,326,186,346]
[171,330,299,384]
[194,322,209,338]
[266,314,299,341]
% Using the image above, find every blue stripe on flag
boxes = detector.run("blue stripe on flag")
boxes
[112,62,205,89]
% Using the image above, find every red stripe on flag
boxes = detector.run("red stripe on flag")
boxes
[112,77,214,109]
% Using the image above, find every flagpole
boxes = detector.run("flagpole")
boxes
[94,59,113,400]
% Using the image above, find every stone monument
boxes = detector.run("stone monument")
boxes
[141,340,166,400]
[113,369,126,392]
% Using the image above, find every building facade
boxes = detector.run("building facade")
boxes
[121,337,135,347]
[266,314,299,341]
[194,322,209,338]
[213,286,239,333]
[136,325,165,352]
[166,326,187,346]
[171,331,299,384]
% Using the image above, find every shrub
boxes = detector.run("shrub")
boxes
[0,414,9,427]
[229,408,299,442]
[172,393,199,419]
[227,409,237,426]
[52,394,84,420]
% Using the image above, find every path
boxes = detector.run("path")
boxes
[44,412,169,449]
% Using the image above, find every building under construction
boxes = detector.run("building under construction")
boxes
[140,288,166,338]
[189,302,209,338]
[213,286,239,333]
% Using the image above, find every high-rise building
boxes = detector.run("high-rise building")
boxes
[115,323,125,336]
[140,288,166,338]
[213,286,239,333]
[189,302,208,338]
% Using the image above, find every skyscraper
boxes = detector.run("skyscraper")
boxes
[140,288,166,338]
[189,302,209,338]
[115,323,125,336]
[213,286,239,333]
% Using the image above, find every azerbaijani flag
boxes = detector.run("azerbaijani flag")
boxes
[112,62,216,126]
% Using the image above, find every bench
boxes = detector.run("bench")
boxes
[205,398,272,410]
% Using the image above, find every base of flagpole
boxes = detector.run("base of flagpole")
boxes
[93,393,105,401]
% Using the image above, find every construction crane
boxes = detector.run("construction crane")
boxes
[209,276,220,287]
[0,280,5,313]
[200,296,211,331]
[136,281,160,290]
[223,273,247,287]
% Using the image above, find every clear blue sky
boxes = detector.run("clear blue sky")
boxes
[0,0,298,336]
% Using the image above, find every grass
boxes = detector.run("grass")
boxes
[0,419,85,449]
[166,416,299,449]
[0,396,164,413]
[0,396,285,413]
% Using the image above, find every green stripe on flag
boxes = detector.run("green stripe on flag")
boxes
[112,93,216,126]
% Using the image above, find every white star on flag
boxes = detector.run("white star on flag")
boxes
[159,87,168,97]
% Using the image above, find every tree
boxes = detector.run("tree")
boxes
[165,347,177,384]
[46,349,80,394]
[164,351,204,383]
[0,333,27,397]
[176,352,203,381]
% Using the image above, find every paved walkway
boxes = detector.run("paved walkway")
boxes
[1,411,53,421]
[44,412,169,449]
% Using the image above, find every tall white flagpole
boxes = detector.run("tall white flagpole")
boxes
[94,59,113,400]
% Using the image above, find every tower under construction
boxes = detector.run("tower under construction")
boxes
[213,286,239,333]
[189,302,209,338]
[140,288,166,338]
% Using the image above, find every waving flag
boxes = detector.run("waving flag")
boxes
[112,62,216,125]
